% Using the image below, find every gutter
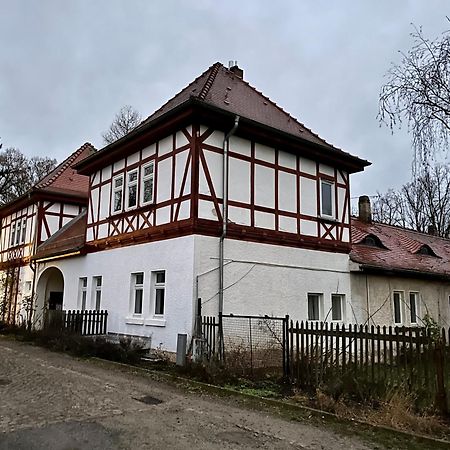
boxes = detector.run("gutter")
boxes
[219,115,239,317]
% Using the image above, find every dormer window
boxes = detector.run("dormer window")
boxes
[416,244,437,257]
[361,234,385,248]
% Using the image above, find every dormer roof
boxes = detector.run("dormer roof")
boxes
[351,218,450,280]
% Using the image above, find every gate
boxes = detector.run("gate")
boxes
[201,313,290,377]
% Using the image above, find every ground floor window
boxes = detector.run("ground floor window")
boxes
[153,271,166,316]
[93,276,102,311]
[131,272,144,314]
[409,292,419,324]
[307,293,322,321]
[331,294,344,321]
[78,277,87,310]
[393,291,403,324]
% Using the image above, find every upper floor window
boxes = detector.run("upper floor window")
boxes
[15,221,22,246]
[9,218,27,248]
[141,162,155,205]
[320,180,334,218]
[126,170,138,209]
[112,175,124,213]
[21,219,27,243]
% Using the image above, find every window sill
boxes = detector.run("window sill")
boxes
[125,317,144,325]
[144,318,166,327]
[318,215,338,224]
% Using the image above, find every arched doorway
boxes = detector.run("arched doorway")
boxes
[34,267,64,328]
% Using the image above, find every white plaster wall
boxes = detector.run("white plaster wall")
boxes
[350,271,450,327]
[36,235,196,352]
[194,235,352,323]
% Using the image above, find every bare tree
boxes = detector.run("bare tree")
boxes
[372,163,450,237]
[379,23,450,165]
[102,105,142,145]
[0,147,57,205]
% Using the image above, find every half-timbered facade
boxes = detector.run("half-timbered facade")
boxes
[33,63,369,351]
[0,143,95,325]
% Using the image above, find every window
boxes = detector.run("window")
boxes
[393,291,403,324]
[320,180,334,217]
[141,162,155,205]
[409,292,419,324]
[10,222,16,247]
[131,272,144,314]
[24,281,32,294]
[416,245,437,257]
[331,294,344,321]
[93,276,102,311]
[153,271,166,316]
[126,170,138,209]
[15,220,21,246]
[78,277,87,311]
[21,218,27,243]
[112,175,124,213]
[307,293,322,321]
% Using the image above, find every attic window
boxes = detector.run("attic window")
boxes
[416,244,437,257]
[361,234,385,248]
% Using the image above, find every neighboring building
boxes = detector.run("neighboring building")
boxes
[32,62,369,351]
[350,196,450,328]
[0,143,95,325]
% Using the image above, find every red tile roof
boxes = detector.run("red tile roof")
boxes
[34,211,87,259]
[351,218,450,279]
[140,62,355,154]
[36,142,96,197]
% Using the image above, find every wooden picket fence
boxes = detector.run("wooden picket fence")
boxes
[289,321,449,413]
[45,310,108,336]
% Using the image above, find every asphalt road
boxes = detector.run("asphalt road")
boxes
[0,337,376,449]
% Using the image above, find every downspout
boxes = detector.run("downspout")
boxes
[219,115,239,317]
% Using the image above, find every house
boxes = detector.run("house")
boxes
[0,143,96,326]
[31,62,369,351]
[350,196,450,328]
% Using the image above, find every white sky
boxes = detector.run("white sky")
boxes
[1,0,449,199]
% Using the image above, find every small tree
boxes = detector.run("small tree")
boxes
[379,22,450,166]
[102,105,142,145]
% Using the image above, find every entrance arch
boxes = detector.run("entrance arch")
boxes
[35,267,64,328]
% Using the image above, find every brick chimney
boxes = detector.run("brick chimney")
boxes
[358,196,372,223]
[229,62,243,79]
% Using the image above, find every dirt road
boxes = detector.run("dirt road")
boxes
[0,337,380,449]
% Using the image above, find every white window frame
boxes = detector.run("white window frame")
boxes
[393,291,404,325]
[331,294,345,322]
[141,161,155,205]
[10,222,16,247]
[152,270,166,317]
[408,291,419,325]
[126,169,139,210]
[21,218,27,244]
[78,277,88,311]
[92,276,102,311]
[15,220,21,246]
[320,179,335,218]
[112,174,124,214]
[307,293,322,321]
[131,272,144,315]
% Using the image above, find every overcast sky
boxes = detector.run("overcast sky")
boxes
[1,1,449,200]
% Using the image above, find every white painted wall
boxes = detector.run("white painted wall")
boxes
[36,235,196,352]
[194,235,352,323]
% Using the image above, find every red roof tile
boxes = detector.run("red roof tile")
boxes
[351,218,450,279]
[34,211,87,259]
[36,142,96,197]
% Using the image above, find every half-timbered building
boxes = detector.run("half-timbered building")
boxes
[32,62,370,351]
[0,143,95,325]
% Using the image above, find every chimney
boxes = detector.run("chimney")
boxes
[358,195,372,223]
[427,224,437,236]
[229,60,243,79]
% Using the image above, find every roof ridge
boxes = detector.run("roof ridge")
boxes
[137,62,223,129]
[36,142,95,189]
[220,65,340,151]
[198,62,222,100]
